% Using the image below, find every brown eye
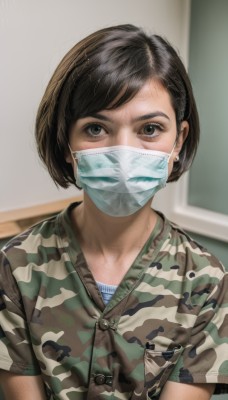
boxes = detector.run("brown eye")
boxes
[141,123,163,137]
[143,124,157,135]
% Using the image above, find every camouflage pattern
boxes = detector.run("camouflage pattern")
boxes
[0,202,227,399]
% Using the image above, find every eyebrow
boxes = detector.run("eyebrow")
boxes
[87,112,170,122]
[133,112,170,122]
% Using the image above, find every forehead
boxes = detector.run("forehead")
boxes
[103,79,175,119]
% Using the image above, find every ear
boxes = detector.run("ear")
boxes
[65,151,73,164]
[174,121,189,159]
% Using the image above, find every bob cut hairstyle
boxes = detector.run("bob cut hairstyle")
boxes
[35,24,199,188]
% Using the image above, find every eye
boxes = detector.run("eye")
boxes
[141,123,162,137]
[85,123,105,137]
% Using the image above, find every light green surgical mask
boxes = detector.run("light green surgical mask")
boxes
[71,145,174,217]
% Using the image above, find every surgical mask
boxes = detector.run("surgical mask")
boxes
[71,145,174,217]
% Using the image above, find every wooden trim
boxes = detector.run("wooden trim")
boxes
[0,222,22,239]
[0,196,83,239]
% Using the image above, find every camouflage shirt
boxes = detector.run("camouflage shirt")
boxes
[0,202,227,399]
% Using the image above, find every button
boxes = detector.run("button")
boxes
[94,374,113,386]
[94,374,106,385]
[99,319,110,330]
[105,376,113,386]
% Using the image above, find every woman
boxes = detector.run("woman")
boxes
[0,24,227,400]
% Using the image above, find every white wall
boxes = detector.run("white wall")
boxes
[0,0,190,212]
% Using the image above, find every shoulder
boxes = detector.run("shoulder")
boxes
[0,213,60,303]
[1,214,59,270]
[0,201,79,275]
[154,212,227,306]
[0,205,76,303]
[159,212,226,276]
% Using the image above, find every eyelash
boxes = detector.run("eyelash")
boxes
[140,123,163,137]
[83,122,164,138]
[84,123,106,137]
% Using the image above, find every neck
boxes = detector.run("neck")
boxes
[72,195,157,255]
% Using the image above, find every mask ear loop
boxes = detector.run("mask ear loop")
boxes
[171,126,186,162]
[167,141,177,162]
[68,144,78,176]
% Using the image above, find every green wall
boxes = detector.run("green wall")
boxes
[188,0,228,215]
[187,0,228,268]
[188,2,228,395]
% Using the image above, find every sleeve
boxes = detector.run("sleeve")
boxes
[0,249,41,375]
[168,267,228,395]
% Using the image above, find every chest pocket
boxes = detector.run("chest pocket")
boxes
[144,343,183,399]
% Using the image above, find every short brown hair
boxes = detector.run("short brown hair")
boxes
[35,24,199,187]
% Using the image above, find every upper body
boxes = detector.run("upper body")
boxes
[0,24,227,399]
[0,203,227,399]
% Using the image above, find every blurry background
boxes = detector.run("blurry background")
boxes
[186,0,228,267]
[0,0,227,398]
